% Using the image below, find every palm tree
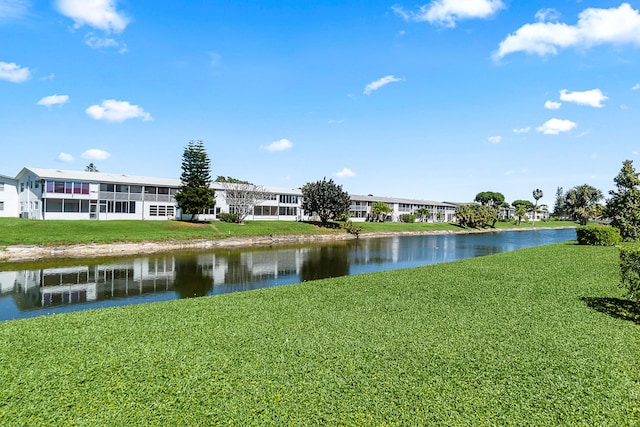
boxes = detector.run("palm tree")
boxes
[532,188,543,226]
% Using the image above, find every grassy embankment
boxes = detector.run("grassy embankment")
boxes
[0,242,638,425]
[0,217,577,247]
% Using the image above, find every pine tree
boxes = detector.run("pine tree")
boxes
[606,159,640,241]
[174,140,215,221]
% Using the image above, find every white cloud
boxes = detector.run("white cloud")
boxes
[260,138,293,152]
[0,0,30,19]
[633,83,640,90]
[85,99,153,122]
[536,118,577,135]
[56,0,129,33]
[559,89,607,107]
[335,168,356,178]
[393,0,504,28]
[0,61,30,83]
[57,152,74,162]
[364,75,402,95]
[513,126,531,134]
[544,100,562,110]
[84,33,126,52]
[488,135,502,144]
[81,149,111,160]
[494,3,640,59]
[535,8,560,23]
[37,94,70,107]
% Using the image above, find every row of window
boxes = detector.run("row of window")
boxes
[149,205,175,217]
[279,194,298,204]
[46,180,89,195]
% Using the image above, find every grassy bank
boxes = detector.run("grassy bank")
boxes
[0,217,576,247]
[0,242,638,426]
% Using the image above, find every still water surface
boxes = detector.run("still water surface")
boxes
[0,228,576,321]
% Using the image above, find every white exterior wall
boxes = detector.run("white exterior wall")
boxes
[0,176,18,218]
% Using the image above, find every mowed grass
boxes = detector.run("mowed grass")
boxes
[0,218,343,246]
[0,217,576,247]
[0,242,638,426]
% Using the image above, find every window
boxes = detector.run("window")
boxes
[0,201,3,211]
[130,185,142,194]
[116,184,129,193]
[279,195,298,204]
[64,200,80,213]
[149,205,174,217]
[0,183,4,192]
[100,183,115,192]
[45,199,63,212]
[279,206,297,216]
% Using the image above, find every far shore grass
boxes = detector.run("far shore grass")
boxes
[0,217,577,247]
[0,242,638,425]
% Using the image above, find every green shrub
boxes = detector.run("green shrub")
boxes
[619,245,640,301]
[576,225,621,246]
[341,220,362,237]
[400,214,416,223]
[218,212,240,223]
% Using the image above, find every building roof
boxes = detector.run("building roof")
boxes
[20,167,181,187]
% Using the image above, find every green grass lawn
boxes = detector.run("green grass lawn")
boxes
[0,217,577,247]
[0,242,637,426]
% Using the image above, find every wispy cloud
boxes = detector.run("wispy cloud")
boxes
[260,138,293,152]
[363,75,402,95]
[0,0,30,19]
[85,99,153,122]
[536,118,577,135]
[84,33,127,53]
[494,3,640,59]
[393,0,504,28]
[335,168,356,178]
[488,135,502,144]
[37,94,70,107]
[544,100,561,110]
[81,149,111,160]
[513,126,531,134]
[0,61,31,83]
[559,89,607,108]
[633,83,640,90]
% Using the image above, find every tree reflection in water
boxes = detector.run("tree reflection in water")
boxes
[172,256,214,298]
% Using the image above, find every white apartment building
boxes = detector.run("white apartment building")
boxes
[2,167,460,223]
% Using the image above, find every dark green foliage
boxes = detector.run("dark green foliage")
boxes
[456,204,499,228]
[215,176,251,184]
[563,184,603,225]
[619,245,640,301]
[399,214,416,223]
[369,201,392,222]
[576,225,621,246]
[553,186,565,217]
[218,212,240,223]
[512,199,534,210]
[174,140,215,221]
[341,220,362,237]
[474,191,505,206]
[301,178,350,225]
[606,160,640,241]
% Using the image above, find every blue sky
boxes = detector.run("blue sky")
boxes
[2,0,640,207]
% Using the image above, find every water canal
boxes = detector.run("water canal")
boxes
[0,228,576,322]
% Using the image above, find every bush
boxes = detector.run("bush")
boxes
[619,245,640,301]
[342,220,362,237]
[576,225,621,246]
[400,214,416,223]
[218,212,240,223]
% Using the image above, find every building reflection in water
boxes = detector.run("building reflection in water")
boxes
[0,228,577,320]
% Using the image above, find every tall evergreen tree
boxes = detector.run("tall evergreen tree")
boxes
[174,140,215,221]
[606,159,640,241]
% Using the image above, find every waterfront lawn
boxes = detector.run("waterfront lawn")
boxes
[0,218,342,246]
[0,217,577,247]
[1,242,638,426]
